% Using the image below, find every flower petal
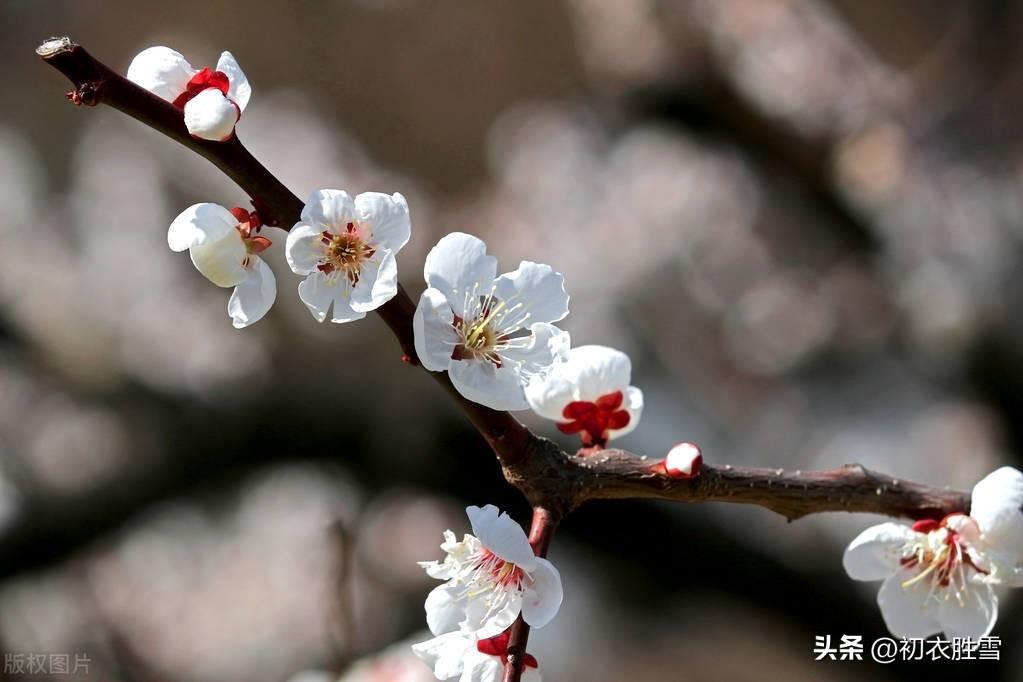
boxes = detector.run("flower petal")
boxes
[301,189,356,231]
[843,523,914,581]
[466,505,536,569]
[937,584,998,639]
[285,223,327,275]
[215,51,251,111]
[414,287,459,372]
[608,386,643,439]
[126,46,196,102]
[183,88,239,141]
[500,323,570,379]
[168,203,237,252]
[227,257,276,328]
[971,466,1023,559]
[297,272,366,324]
[463,589,521,639]
[461,651,503,682]
[521,667,542,682]
[411,631,471,680]
[425,583,468,636]
[521,557,563,629]
[189,231,247,288]
[876,568,941,638]
[524,371,577,421]
[350,250,399,313]
[424,233,497,312]
[449,359,529,411]
[355,192,411,253]
[493,261,569,325]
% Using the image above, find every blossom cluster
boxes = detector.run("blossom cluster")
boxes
[129,44,1023,677]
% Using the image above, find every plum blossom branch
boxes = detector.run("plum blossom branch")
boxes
[37,37,970,524]
[501,507,559,682]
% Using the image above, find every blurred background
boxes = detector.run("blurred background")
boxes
[2,0,1023,680]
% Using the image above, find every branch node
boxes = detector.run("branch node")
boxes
[36,36,75,58]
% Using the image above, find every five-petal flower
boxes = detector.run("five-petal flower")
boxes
[525,345,643,446]
[414,233,570,411]
[127,46,251,141]
[843,466,1023,639]
[412,628,541,682]
[168,203,277,328]
[420,505,563,639]
[285,189,410,323]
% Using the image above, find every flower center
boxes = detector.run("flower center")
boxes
[172,67,230,109]
[558,391,630,447]
[450,288,530,367]
[476,628,539,669]
[899,514,988,602]
[230,207,270,269]
[317,223,376,286]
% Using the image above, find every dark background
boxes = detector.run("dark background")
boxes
[2,1,1023,680]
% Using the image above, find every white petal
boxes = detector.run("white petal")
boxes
[500,323,570,379]
[183,88,239,141]
[608,386,644,440]
[228,257,276,328]
[971,466,1023,558]
[411,631,471,680]
[568,346,632,401]
[301,189,356,230]
[215,51,251,112]
[466,505,536,569]
[168,203,238,252]
[297,273,366,324]
[425,583,468,636]
[285,223,326,275]
[355,192,411,253]
[460,651,503,682]
[521,557,563,629]
[464,589,521,639]
[876,569,942,638]
[424,233,497,311]
[126,46,196,101]
[843,523,914,581]
[524,371,577,421]
[938,585,998,639]
[414,288,459,372]
[189,231,247,288]
[493,261,569,325]
[449,359,529,411]
[350,250,398,313]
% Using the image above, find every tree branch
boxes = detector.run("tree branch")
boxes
[502,507,559,682]
[37,36,971,526]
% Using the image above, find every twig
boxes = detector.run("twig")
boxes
[502,507,559,682]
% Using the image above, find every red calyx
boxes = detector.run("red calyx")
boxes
[557,390,630,447]
[477,630,538,669]
[911,518,941,534]
[172,67,231,109]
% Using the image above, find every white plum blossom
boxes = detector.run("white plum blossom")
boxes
[414,233,570,411]
[168,203,277,328]
[127,46,251,141]
[420,505,563,639]
[843,466,1023,639]
[285,189,410,323]
[525,345,643,446]
[412,628,541,682]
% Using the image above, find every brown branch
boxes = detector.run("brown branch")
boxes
[502,507,559,682]
[37,36,971,523]
[35,36,532,467]
[503,443,970,521]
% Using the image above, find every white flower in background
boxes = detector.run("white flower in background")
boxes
[843,466,1023,639]
[412,628,541,682]
[420,505,562,638]
[168,204,276,328]
[285,189,410,323]
[127,46,251,141]
[414,233,569,411]
[525,345,642,446]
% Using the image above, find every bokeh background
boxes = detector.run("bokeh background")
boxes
[2,0,1023,680]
